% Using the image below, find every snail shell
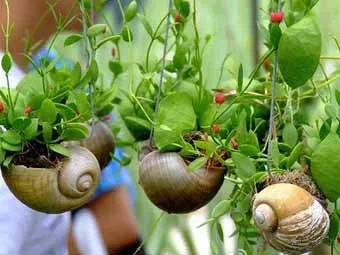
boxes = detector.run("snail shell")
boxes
[65,121,115,168]
[2,146,100,213]
[139,150,226,214]
[252,183,329,254]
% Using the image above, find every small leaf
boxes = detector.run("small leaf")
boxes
[1,141,21,152]
[328,213,339,241]
[89,59,99,82]
[87,24,107,37]
[216,221,224,243]
[231,152,256,180]
[109,61,123,76]
[1,53,12,73]
[211,200,232,218]
[282,122,298,148]
[0,147,5,163]
[138,14,153,37]
[40,99,57,123]
[187,157,207,172]
[48,144,70,157]
[325,104,338,119]
[64,34,82,47]
[239,144,259,157]
[121,25,133,42]
[124,0,138,22]
[179,1,190,17]
[12,117,31,131]
[237,64,243,93]
[287,142,304,169]
[3,155,15,168]
[62,128,88,141]
[2,130,21,145]
[24,118,39,140]
[270,23,282,49]
[271,139,281,168]
[335,89,340,106]
[42,122,53,142]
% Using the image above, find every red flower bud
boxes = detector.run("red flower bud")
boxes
[270,11,284,23]
[230,138,239,150]
[337,235,340,244]
[263,58,270,71]
[103,115,111,121]
[214,92,225,104]
[175,13,181,23]
[111,48,116,58]
[24,106,32,116]
[212,124,220,134]
[0,101,4,113]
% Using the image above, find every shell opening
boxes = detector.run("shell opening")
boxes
[254,203,278,232]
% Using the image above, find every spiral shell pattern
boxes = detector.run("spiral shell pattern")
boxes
[139,150,226,214]
[2,146,100,214]
[252,183,329,254]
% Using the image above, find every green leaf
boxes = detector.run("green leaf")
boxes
[40,99,57,124]
[187,157,207,172]
[237,64,243,93]
[216,221,224,243]
[56,103,77,120]
[48,144,70,157]
[12,117,31,131]
[231,152,256,180]
[179,1,190,17]
[138,14,153,37]
[1,141,21,152]
[311,132,340,201]
[24,118,39,140]
[154,92,196,151]
[328,213,339,241]
[124,116,152,141]
[108,60,123,76]
[278,14,321,88]
[89,59,99,82]
[1,53,12,73]
[287,142,304,169]
[3,155,15,168]
[121,25,133,42]
[124,0,138,22]
[271,139,281,168]
[239,144,259,157]
[270,23,282,49]
[325,104,338,119]
[64,34,82,47]
[194,140,217,157]
[173,47,187,70]
[64,123,89,135]
[2,130,21,145]
[211,200,232,218]
[335,89,340,106]
[75,92,91,121]
[87,24,107,37]
[62,128,88,141]
[282,122,298,148]
[96,35,121,49]
[42,122,53,142]
[0,147,5,163]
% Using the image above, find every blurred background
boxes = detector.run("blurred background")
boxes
[51,0,340,254]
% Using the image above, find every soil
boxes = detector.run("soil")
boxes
[12,141,64,168]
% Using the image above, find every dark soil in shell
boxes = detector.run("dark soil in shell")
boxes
[258,170,328,209]
[12,141,64,169]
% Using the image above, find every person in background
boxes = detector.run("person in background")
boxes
[0,0,144,254]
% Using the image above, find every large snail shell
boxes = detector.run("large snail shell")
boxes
[2,146,100,213]
[139,150,226,214]
[252,183,329,254]
[65,121,115,168]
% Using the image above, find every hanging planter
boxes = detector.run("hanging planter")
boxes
[139,150,226,213]
[2,145,100,213]
[65,121,115,168]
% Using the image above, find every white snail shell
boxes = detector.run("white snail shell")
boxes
[252,183,329,254]
[2,146,100,213]
[139,150,226,214]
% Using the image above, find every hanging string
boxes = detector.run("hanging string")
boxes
[266,0,282,178]
[149,0,173,147]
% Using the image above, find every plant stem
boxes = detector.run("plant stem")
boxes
[214,48,275,122]
[320,56,340,60]
[149,0,172,144]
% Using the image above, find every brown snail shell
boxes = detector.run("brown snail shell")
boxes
[2,146,100,213]
[252,183,329,254]
[65,121,115,168]
[139,150,226,214]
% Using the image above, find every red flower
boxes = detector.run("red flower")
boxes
[214,92,225,104]
[24,106,32,116]
[212,124,220,134]
[230,138,239,150]
[263,58,270,71]
[337,235,340,244]
[175,13,181,23]
[270,12,284,23]
[0,101,4,113]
